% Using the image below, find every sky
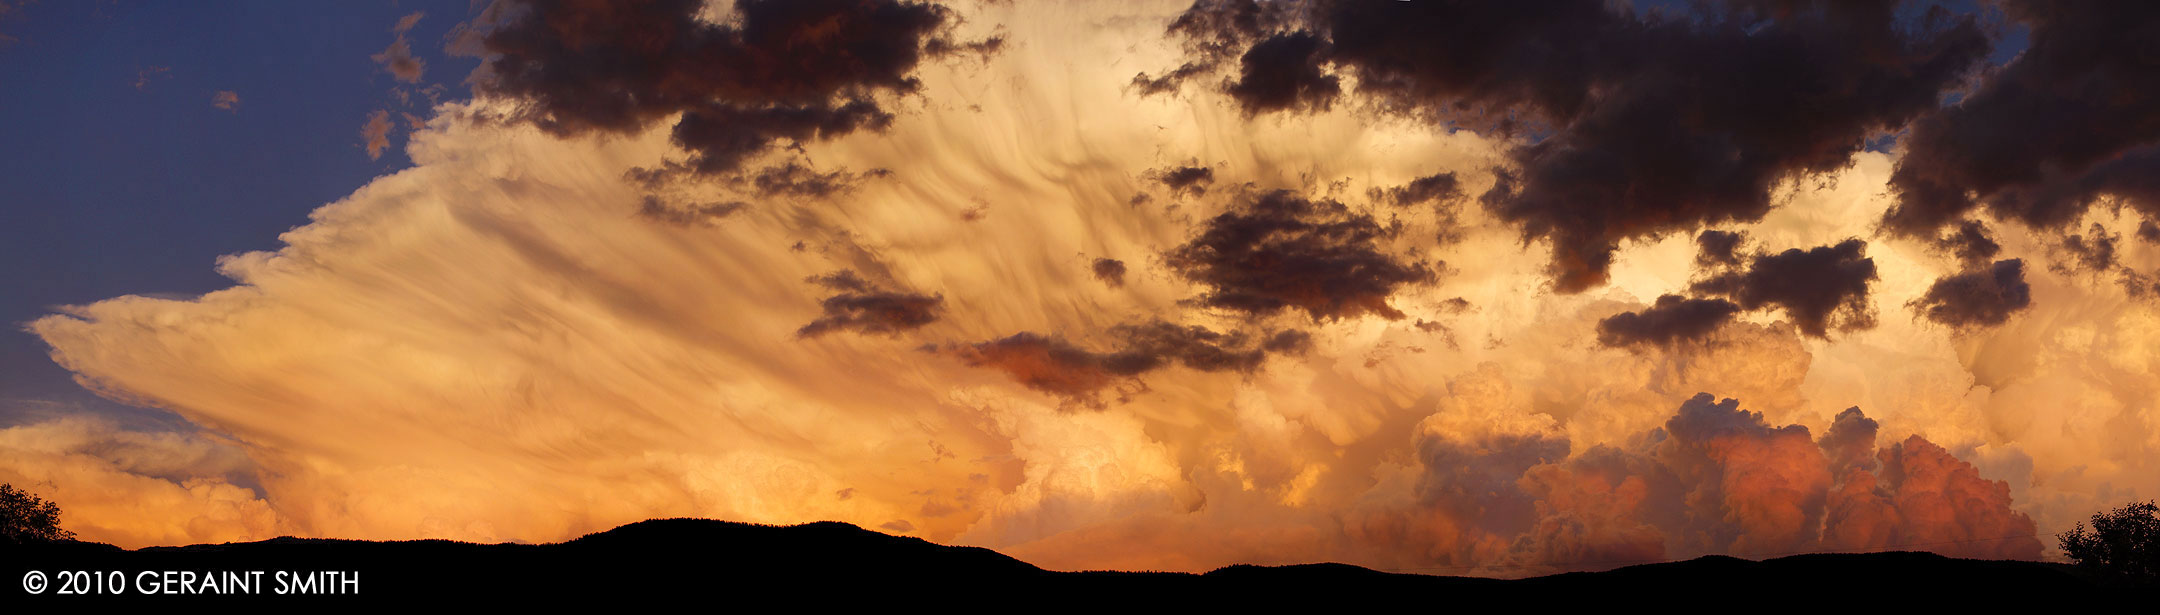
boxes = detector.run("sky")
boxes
[2,0,2157,576]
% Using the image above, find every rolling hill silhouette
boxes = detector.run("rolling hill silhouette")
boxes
[1,518,2120,607]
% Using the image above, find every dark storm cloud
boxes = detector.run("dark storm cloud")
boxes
[1129,62,1208,97]
[2140,220,2160,243]
[1155,0,1989,293]
[1091,258,1128,287]
[1909,259,2032,329]
[1690,239,1878,338]
[748,162,888,199]
[1693,230,1746,268]
[1225,32,1339,114]
[668,100,899,175]
[467,0,985,176]
[1147,165,1216,197]
[1128,0,1301,96]
[797,269,944,338]
[1372,172,1463,208]
[951,321,1308,402]
[1883,2,2160,235]
[1595,294,1742,349]
[638,195,747,226]
[1166,189,1436,321]
[1373,172,1468,244]
[1933,220,2001,266]
[2054,223,2120,274]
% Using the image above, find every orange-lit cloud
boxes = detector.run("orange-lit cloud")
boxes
[371,11,425,83]
[7,1,2157,576]
[360,109,392,159]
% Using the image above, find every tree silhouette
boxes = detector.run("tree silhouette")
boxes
[0,483,76,544]
[2057,500,2159,586]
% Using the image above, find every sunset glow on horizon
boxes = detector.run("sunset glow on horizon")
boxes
[4,0,2158,577]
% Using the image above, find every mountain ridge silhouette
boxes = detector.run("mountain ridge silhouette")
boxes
[1,518,2119,607]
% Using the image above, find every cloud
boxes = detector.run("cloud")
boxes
[0,417,284,548]
[1154,0,1988,293]
[796,270,944,338]
[1595,295,1741,348]
[1146,165,1215,197]
[1224,31,1338,115]
[18,1,2127,575]
[1910,259,2033,329]
[745,162,886,200]
[360,110,393,159]
[949,321,1309,404]
[2054,222,2120,274]
[1371,172,1463,208]
[374,39,425,84]
[461,0,982,176]
[1165,189,1436,321]
[373,12,427,84]
[133,66,170,90]
[1818,407,1881,478]
[1693,230,1745,268]
[211,91,240,113]
[1090,258,1126,287]
[637,195,746,226]
[1691,239,1878,338]
[1377,393,2039,570]
[371,12,428,83]
[1883,2,2160,235]
[1934,220,2002,266]
[1823,435,2043,559]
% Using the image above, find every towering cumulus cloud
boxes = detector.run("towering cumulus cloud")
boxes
[1361,393,2038,569]
[8,1,2148,576]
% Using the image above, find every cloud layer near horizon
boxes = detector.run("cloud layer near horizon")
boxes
[7,1,2160,575]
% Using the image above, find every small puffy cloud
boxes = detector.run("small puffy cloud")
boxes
[1910,259,2033,329]
[1091,258,1127,288]
[373,11,426,83]
[637,196,746,226]
[1694,230,1746,268]
[1371,172,1464,209]
[211,90,240,112]
[1595,294,1741,348]
[1934,220,2002,266]
[796,270,944,338]
[1691,239,1878,338]
[133,66,170,90]
[1146,165,1215,197]
[1166,189,1436,321]
[360,109,393,159]
[950,321,1309,404]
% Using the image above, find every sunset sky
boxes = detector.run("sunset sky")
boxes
[3,0,2158,575]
